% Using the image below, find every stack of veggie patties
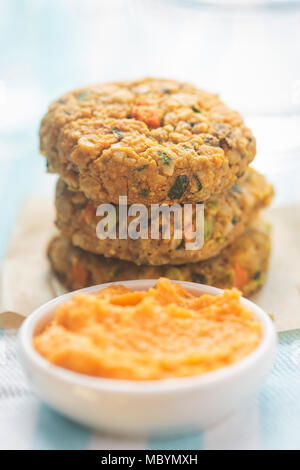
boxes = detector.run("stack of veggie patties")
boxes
[40,78,273,296]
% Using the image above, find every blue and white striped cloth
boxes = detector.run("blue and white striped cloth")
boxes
[1,327,300,450]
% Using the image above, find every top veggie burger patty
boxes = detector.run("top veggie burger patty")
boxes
[40,78,256,205]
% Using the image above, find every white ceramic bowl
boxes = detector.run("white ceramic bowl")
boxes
[19,280,276,437]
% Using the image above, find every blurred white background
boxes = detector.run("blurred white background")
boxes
[0,0,300,204]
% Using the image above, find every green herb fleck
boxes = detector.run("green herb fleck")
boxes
[165,267,185,281]
[204,217,215,240]
[168,175,189,200]
[112,127,124,140]
[193,174,202,192]
[176,239,185,250]
[140,188,149,197]
[77,90,91,101]
[264,222,272,233]
[158,151,171,165]
[192,105,201,113]
[136,164,148,172]
[69,185,79,192]
[46,160,54,173]
[206,199,218,210]
[226,270,235,283]
[112,264,124,277]
[254,270,261,280]
[232,184,241,193]
[192,273,207,284]
[232,215,240,225]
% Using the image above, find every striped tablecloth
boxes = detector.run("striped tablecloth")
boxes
[1,327,300,450]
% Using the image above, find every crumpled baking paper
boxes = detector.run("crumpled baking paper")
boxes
[0,197,299,331]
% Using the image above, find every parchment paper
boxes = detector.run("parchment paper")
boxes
[0,197,299,331]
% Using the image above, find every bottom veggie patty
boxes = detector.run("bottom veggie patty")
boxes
[48,219,271,297]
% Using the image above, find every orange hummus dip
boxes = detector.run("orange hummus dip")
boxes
[34,278,262,380]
